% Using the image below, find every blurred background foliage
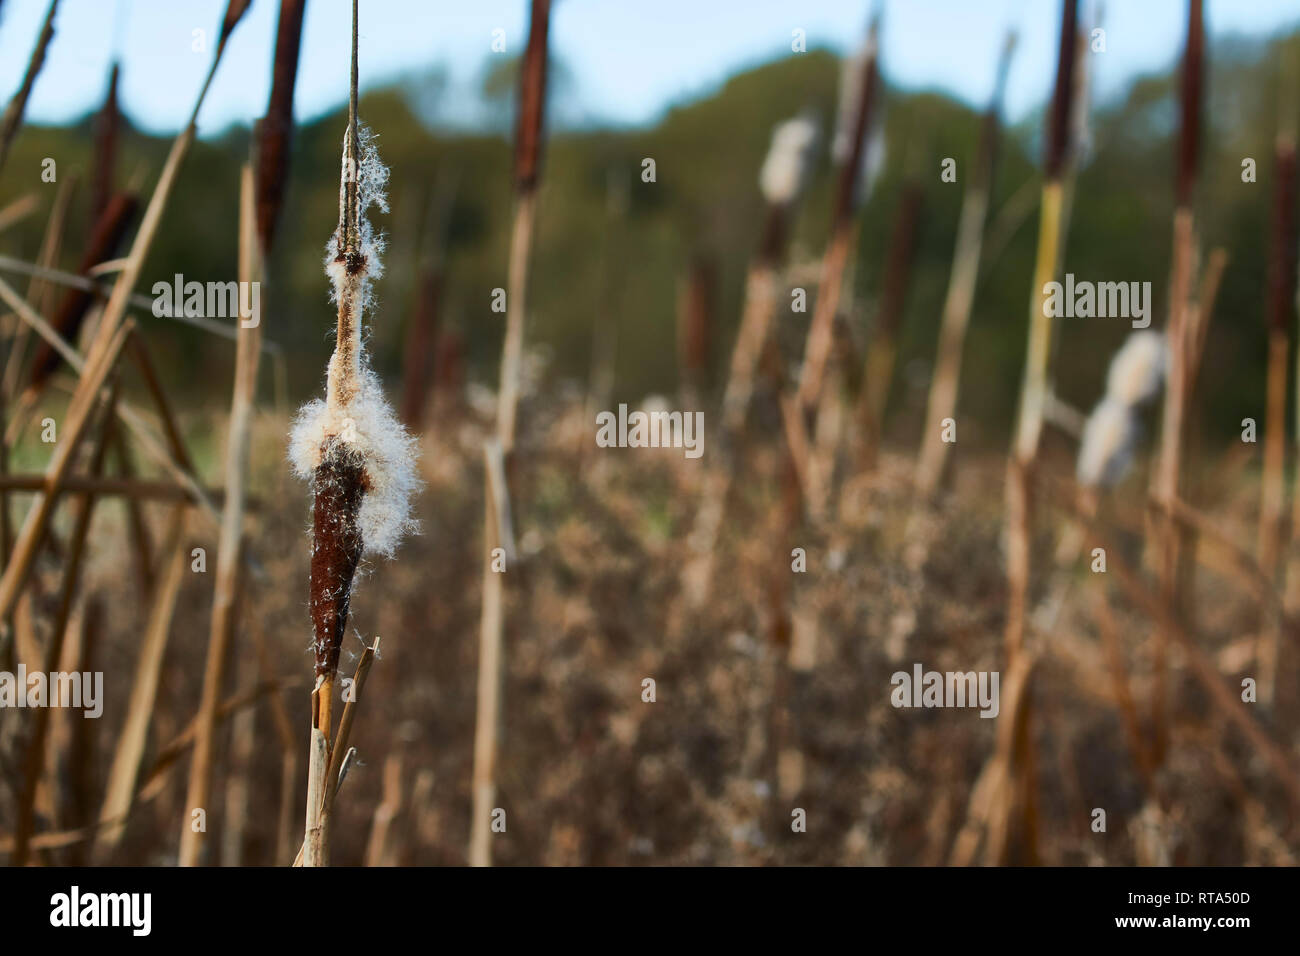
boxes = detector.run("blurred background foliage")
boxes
[2,30,1297,449]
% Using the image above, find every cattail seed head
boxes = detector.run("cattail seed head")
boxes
[759,111,820,207]
[1044,0,1078,180]
[1104,330,1167,407]
[1176,0,1205,207]
[514,0,552,192]
[291,64,420,681]
[1077,397,1138,488]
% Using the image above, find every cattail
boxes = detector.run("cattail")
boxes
[25,192,139,394]
[91,63,120,224]
[759,111,820,208]
[514,0,551,193]
[1176,0,1204,208]
[829,16,880,228]
[256,0,308,252]
[755,111,820,266]
[0,0,58,175]
[1044,0,1078,180]
[291,0,418,868]
[1104,330,1167,407]
[1077,332,1166,489]
[1077,399,1139,490]
[289,121,418,677]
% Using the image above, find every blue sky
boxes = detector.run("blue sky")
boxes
[2,0,1299,137]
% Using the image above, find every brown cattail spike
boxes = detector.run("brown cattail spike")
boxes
[1176,0,1204,207]
[91,63,120,224]
[0,0,58,175]
[1044,0,1078,180]
[515,0,552,192]
[256,0,308,252]
[220,0,253,50]
[27,192,139,393]
[832,16,880,228]
[310,441,367,679]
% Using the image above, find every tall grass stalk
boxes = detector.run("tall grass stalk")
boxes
[0,0,249,626]
[0,0,58,175]
[1151,0,1203,764]
[470,0,551,868]
[178,162,262,866]
[915,32,1015,497]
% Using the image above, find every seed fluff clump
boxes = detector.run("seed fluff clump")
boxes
[289,119,420,679]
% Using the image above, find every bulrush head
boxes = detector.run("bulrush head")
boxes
[1104,330,1167,408]
[1077,398,1138,489]
[289,103,418,681]
[1077,330,1168,489]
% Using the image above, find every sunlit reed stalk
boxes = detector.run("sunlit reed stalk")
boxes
[1005,0,1077,660]
[795,14,879,414]
[1151,0,1203,764]
[681,110,819,607]
[178,162,262,866]
[290,0,418,866]
[471,0,551,868]
[0,0,58,175]
[915,31,1016,497]
[980,0,1076,869]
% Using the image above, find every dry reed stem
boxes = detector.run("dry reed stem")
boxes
[0,252,283,348]
[10,388,115,865]
[294,635,379,866]
[2,173,75,402]
[916,33,1015,497]
[0,317,132,624]
[949,650,1038,865]
[470,0,551,868]
[495,191,539,453]
[179,164,263,866]
[4,670,295,857]
[0,3,244,624]
[0,0,58,174]
[471,441,511,866]
[1151,207,1195,765]
[0,194,39,233]
[92,507,188,858]
[365,752,405,866]
[1080,513,1300,814]
[0,474,234,503]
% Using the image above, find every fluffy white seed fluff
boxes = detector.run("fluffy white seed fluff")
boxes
[1105,330,1166,407]
[290,123,420,558]
[289,367,420,557]
[831,38,884,208]
[831,39,874,164]
[1077,397,1138,488]
[759,113,820,206]
[323,123,390,319]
